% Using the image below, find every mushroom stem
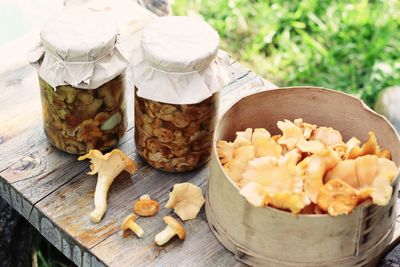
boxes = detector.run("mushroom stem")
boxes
[126,220,144,238]
[90,171,122,223]
[155,225,176,246]
[79,149,137,223]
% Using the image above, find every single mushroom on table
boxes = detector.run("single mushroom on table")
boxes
[155,216,186,246]
[133,194,160,217]
[121,214,144,238]
[78,149,137,223]
[165,182,205,221]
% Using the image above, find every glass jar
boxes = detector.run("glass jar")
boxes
[39,75,127,154]
[132,16,229,172]
[135,88,218,172]
[30,10,129,154]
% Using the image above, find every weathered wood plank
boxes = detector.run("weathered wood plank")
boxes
[26,72,267,266]
[0,177,107,267]
[0,67,43,171]
[0,59,256,203]
[0,2,399,266]
[0,56,267,266]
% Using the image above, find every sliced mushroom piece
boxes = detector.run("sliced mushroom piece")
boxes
[100,112,122,131]
[155,216,186,246]
[121,214,144,238]
[165,183,205,221]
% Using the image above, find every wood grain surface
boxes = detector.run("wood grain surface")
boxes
[0,48,272,266]
[0,2,399,267]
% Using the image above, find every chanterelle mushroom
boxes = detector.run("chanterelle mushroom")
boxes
[121,214,144,238]
[325,155,398,205]
[223,145,255,182]
[155,216,186,246]
[311,127,343,147]
[317,179,359,216]
[78,149,136,223]
[133,194,159,217]
[277,119,306,150]
[239,182,266,207]
[240,157,310,214]
[165,183,205,221]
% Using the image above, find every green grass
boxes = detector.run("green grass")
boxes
[173,0,400,107]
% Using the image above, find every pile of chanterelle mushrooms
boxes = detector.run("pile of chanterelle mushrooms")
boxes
[78,149,205,246]
[217,118,399,216]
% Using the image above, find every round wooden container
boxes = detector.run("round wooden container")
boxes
[206,87,400,267]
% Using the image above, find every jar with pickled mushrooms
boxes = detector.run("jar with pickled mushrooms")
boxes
[29,10,128,154]
[132,16,230,172]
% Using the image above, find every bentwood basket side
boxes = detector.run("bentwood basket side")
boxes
[206,87,400,267]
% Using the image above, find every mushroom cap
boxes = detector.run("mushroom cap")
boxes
[165,183,205,221]
[241,156,301,193]
[325,155,398,206]
[239,182,266,207]
[277,119,306,150]
[134,198,160,217]
[234,128,253,148]
[217,140,235,164]
[347,132,378,159]
[265,191,310,215]
[311,127,343,147]
[121,214,137,229]
[297,140,326,155]
[223,145,255,182]
[317,179,358,216]
[163,216,186,239]
[78,149,137,175]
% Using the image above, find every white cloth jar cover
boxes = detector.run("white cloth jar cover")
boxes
[29,9,129,89]
[132,16,230,105]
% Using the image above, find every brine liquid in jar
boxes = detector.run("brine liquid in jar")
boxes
[39,74,127,154]
[134,87,218,172]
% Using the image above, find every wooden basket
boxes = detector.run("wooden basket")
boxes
[206,87,400,267]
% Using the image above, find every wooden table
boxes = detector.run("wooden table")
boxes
[0,2,398,267]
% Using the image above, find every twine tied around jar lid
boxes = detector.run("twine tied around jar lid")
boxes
[28,9,129,90]
[132,16,231,105]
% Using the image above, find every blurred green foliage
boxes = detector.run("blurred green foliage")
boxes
[173,0,400,106]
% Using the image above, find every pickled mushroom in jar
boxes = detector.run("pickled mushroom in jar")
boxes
[134,90,218,172]
[39,75,127,154]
